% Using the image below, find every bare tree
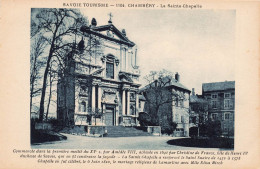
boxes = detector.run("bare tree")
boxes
[45,63,57,121]
[30,36,47,113]
[142,69,186,128]
[31,8,87,122]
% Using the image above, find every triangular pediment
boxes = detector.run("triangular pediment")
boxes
[80,24,135,47]
[91,24,134,45]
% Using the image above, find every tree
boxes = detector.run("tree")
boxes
[30,36,47,113]
[206,120,222,138]
[142,69,186,126]
[31,9,87,122]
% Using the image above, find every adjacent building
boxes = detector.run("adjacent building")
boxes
[141,74,191,137]
[57,16,141,126]
[202,81,235,136]
[189,88,208,128]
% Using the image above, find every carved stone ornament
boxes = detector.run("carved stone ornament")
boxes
[115,59,119,66]
[114,95,118,104]
[103,88,117,94]
[101,55,106,62]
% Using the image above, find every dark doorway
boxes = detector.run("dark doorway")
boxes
[105,107,114,126]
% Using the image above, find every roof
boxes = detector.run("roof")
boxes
[190,95,207,103]
[80,24,135,47]
[202,81,235,92]
[167,79,190,92]
[139,77,191,92]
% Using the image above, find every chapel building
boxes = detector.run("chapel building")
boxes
[57,16,141,126]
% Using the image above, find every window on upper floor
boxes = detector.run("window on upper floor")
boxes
[224,99,232,108]
[211,94,218,99]
[106,62,114,79]
[181,116,184,123]
[180,99,184,108]
[212,100,217,109]
[224,93,231,98]
[175,98,179,107]
[224,113,230,120]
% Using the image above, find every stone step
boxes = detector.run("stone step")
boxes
[104,126,153,137]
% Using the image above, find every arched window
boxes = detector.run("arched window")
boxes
[81,101,86,112]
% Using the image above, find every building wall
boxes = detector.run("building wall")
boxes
[57,23,141,127]
[204,89,235,136]
[142,86,190,137]
[171,88,190,137]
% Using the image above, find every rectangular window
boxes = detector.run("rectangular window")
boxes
[212,100,217,108]
[224,93,231,98]
[225,113,230,120]
[212,113,218,120]
[224,99,232,108]
[176,99,179,107]
[180,99,184,108]
[106,62,114,79]
[181,116,184,123]
[212,94,217,99]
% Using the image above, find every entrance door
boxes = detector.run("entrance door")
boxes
[105,107,114,126]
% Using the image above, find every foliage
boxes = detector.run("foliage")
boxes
[161,121,177,135]
[142,69,187,127]
[199,120,222,138]
[47,117,59,126]
[137,112,153,126]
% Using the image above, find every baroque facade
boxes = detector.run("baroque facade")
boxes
[202,81,235,136]
[57,16,141,126]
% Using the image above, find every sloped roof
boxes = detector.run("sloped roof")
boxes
[190,95,207,103]
[139,77,190,92]
[202,81,235,92]
[80,24,135,47]
[167,79,190,92]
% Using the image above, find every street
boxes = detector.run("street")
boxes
[31,133,220,150]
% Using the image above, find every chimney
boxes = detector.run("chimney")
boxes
[175,72,180,82]
[154,80,158,87]
[91,18,97,27]
[192,88,195,96]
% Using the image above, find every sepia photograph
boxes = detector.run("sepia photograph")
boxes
[1,0,260,168]
[30,8,235,150]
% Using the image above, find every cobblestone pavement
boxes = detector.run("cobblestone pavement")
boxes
[32,133,220,150]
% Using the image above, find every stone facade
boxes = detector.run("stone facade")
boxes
[57,17,141,127]
[202,81,235,136]
[141,75,190,137]
[171,86,190,137]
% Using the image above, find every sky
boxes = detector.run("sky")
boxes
[81,9,236,95]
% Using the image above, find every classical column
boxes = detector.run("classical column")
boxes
[92,85,96,111]
[98,86,102,110]
[127,90,130,115]
[136,93,139,116]
[122,89,125,115]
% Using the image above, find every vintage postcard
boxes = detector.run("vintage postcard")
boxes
[0,0,259,169]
